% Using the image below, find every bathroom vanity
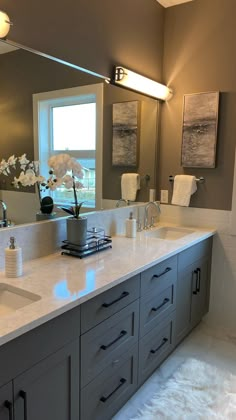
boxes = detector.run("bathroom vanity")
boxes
[0,225,214,420]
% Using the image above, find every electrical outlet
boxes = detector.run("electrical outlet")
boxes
[161,190,169,203]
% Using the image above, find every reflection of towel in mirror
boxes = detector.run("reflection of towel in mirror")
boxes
[171,175,197,207]
[121,173,140,201]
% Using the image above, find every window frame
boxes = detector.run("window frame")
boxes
[33,83,103,212]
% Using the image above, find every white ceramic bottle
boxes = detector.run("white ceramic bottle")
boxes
[125,212,136,238]
[5,236,23,278]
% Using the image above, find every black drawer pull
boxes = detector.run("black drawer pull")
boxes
[150,337,168,354]
[153,267,172,279]
[102,291,129,308]
[4,400,13,420]
[192,269,198,295]
[196,268,201,292]
[152,297,170,312]
[19,390,28,420]
[100,330,127,350]
[100,378,126,403]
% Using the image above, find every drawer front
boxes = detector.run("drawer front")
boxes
[80,345,138,420]
[81,300,139,387]
[140,276,176,337]
[138,312,176,386]
[140,256,177,296]
[178,237,212,272]
[81,274,140,333]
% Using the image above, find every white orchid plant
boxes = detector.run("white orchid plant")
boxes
[0,153,85,219]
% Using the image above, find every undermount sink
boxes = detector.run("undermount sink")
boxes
[0,283,41,317]
[145,226,195,240]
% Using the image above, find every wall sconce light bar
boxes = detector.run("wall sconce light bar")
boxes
[0,10,12,39]
[113,66,173,101]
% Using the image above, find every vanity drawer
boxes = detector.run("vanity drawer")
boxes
[178,237,212,271]
[138,312,175,386]
[140,276,176,338]
[81,300,139,387]
[80,345,138,420]
[81,274,140,333]
[140,255,177,296]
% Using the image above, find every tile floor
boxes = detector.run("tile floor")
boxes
[113,322,236,419]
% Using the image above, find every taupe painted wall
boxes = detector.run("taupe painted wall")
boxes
[0,0,164,81]
[161,0,236,210]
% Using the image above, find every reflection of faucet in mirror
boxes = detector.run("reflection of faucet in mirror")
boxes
[116,199,130,208]
[144,201,161,230]
[0,199,7,228]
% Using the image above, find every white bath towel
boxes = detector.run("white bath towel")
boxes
[171,175,197,207]
[121,173,140,201]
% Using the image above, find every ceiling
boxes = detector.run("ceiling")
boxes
[157,0,193,7]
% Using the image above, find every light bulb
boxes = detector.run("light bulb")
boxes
[0,11,11,38]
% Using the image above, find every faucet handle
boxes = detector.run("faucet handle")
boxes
[136,220,142,232]
[154,201,161,212]
[150,216,158,227]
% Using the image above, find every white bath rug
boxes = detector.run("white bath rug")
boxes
[131,358,236,419]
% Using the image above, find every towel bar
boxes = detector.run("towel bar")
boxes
[169,175,205,183]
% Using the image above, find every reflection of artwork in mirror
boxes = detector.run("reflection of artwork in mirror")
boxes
[112,101,140,167]
[181,91,219,168]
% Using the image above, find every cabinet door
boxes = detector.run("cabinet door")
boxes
[0,382,13,420]
[176,257,211,344]
[176,263,193,344]
[14,340,79,420]
[191,258,210,328]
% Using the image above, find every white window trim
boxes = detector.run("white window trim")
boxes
[33,83,103,211]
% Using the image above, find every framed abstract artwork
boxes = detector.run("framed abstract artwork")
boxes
[112,100,140,167]
[181,91,220,168]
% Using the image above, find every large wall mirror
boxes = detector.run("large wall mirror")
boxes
[0,40,159,226]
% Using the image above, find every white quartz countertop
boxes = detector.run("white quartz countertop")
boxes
[0,223,216,346]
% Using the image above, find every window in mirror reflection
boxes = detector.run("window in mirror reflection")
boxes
[33,84,103,211]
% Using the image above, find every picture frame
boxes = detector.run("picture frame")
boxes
[181,91,220,168]
[112,100,140,167]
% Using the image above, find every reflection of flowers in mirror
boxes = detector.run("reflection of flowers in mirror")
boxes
[0,154,51,214]
[0,153,86,219]
[0,154,44,187]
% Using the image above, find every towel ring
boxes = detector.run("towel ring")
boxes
[169,175,205,183]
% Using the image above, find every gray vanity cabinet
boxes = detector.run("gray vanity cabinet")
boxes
[0,306,81,420]
[80,274,140,420]
[14,341,79,420]
[81,345,138,420]
[138,256,177,385]
[0,237,213,420]
[176,238,212,345]
[0,382,13,420]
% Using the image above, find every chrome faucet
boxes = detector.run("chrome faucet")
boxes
[0,200,7,227]
[144,201,161,230]
[116,198,130,208]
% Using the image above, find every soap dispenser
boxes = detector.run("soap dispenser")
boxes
[5,236,23,278]
[125,212,136,238]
